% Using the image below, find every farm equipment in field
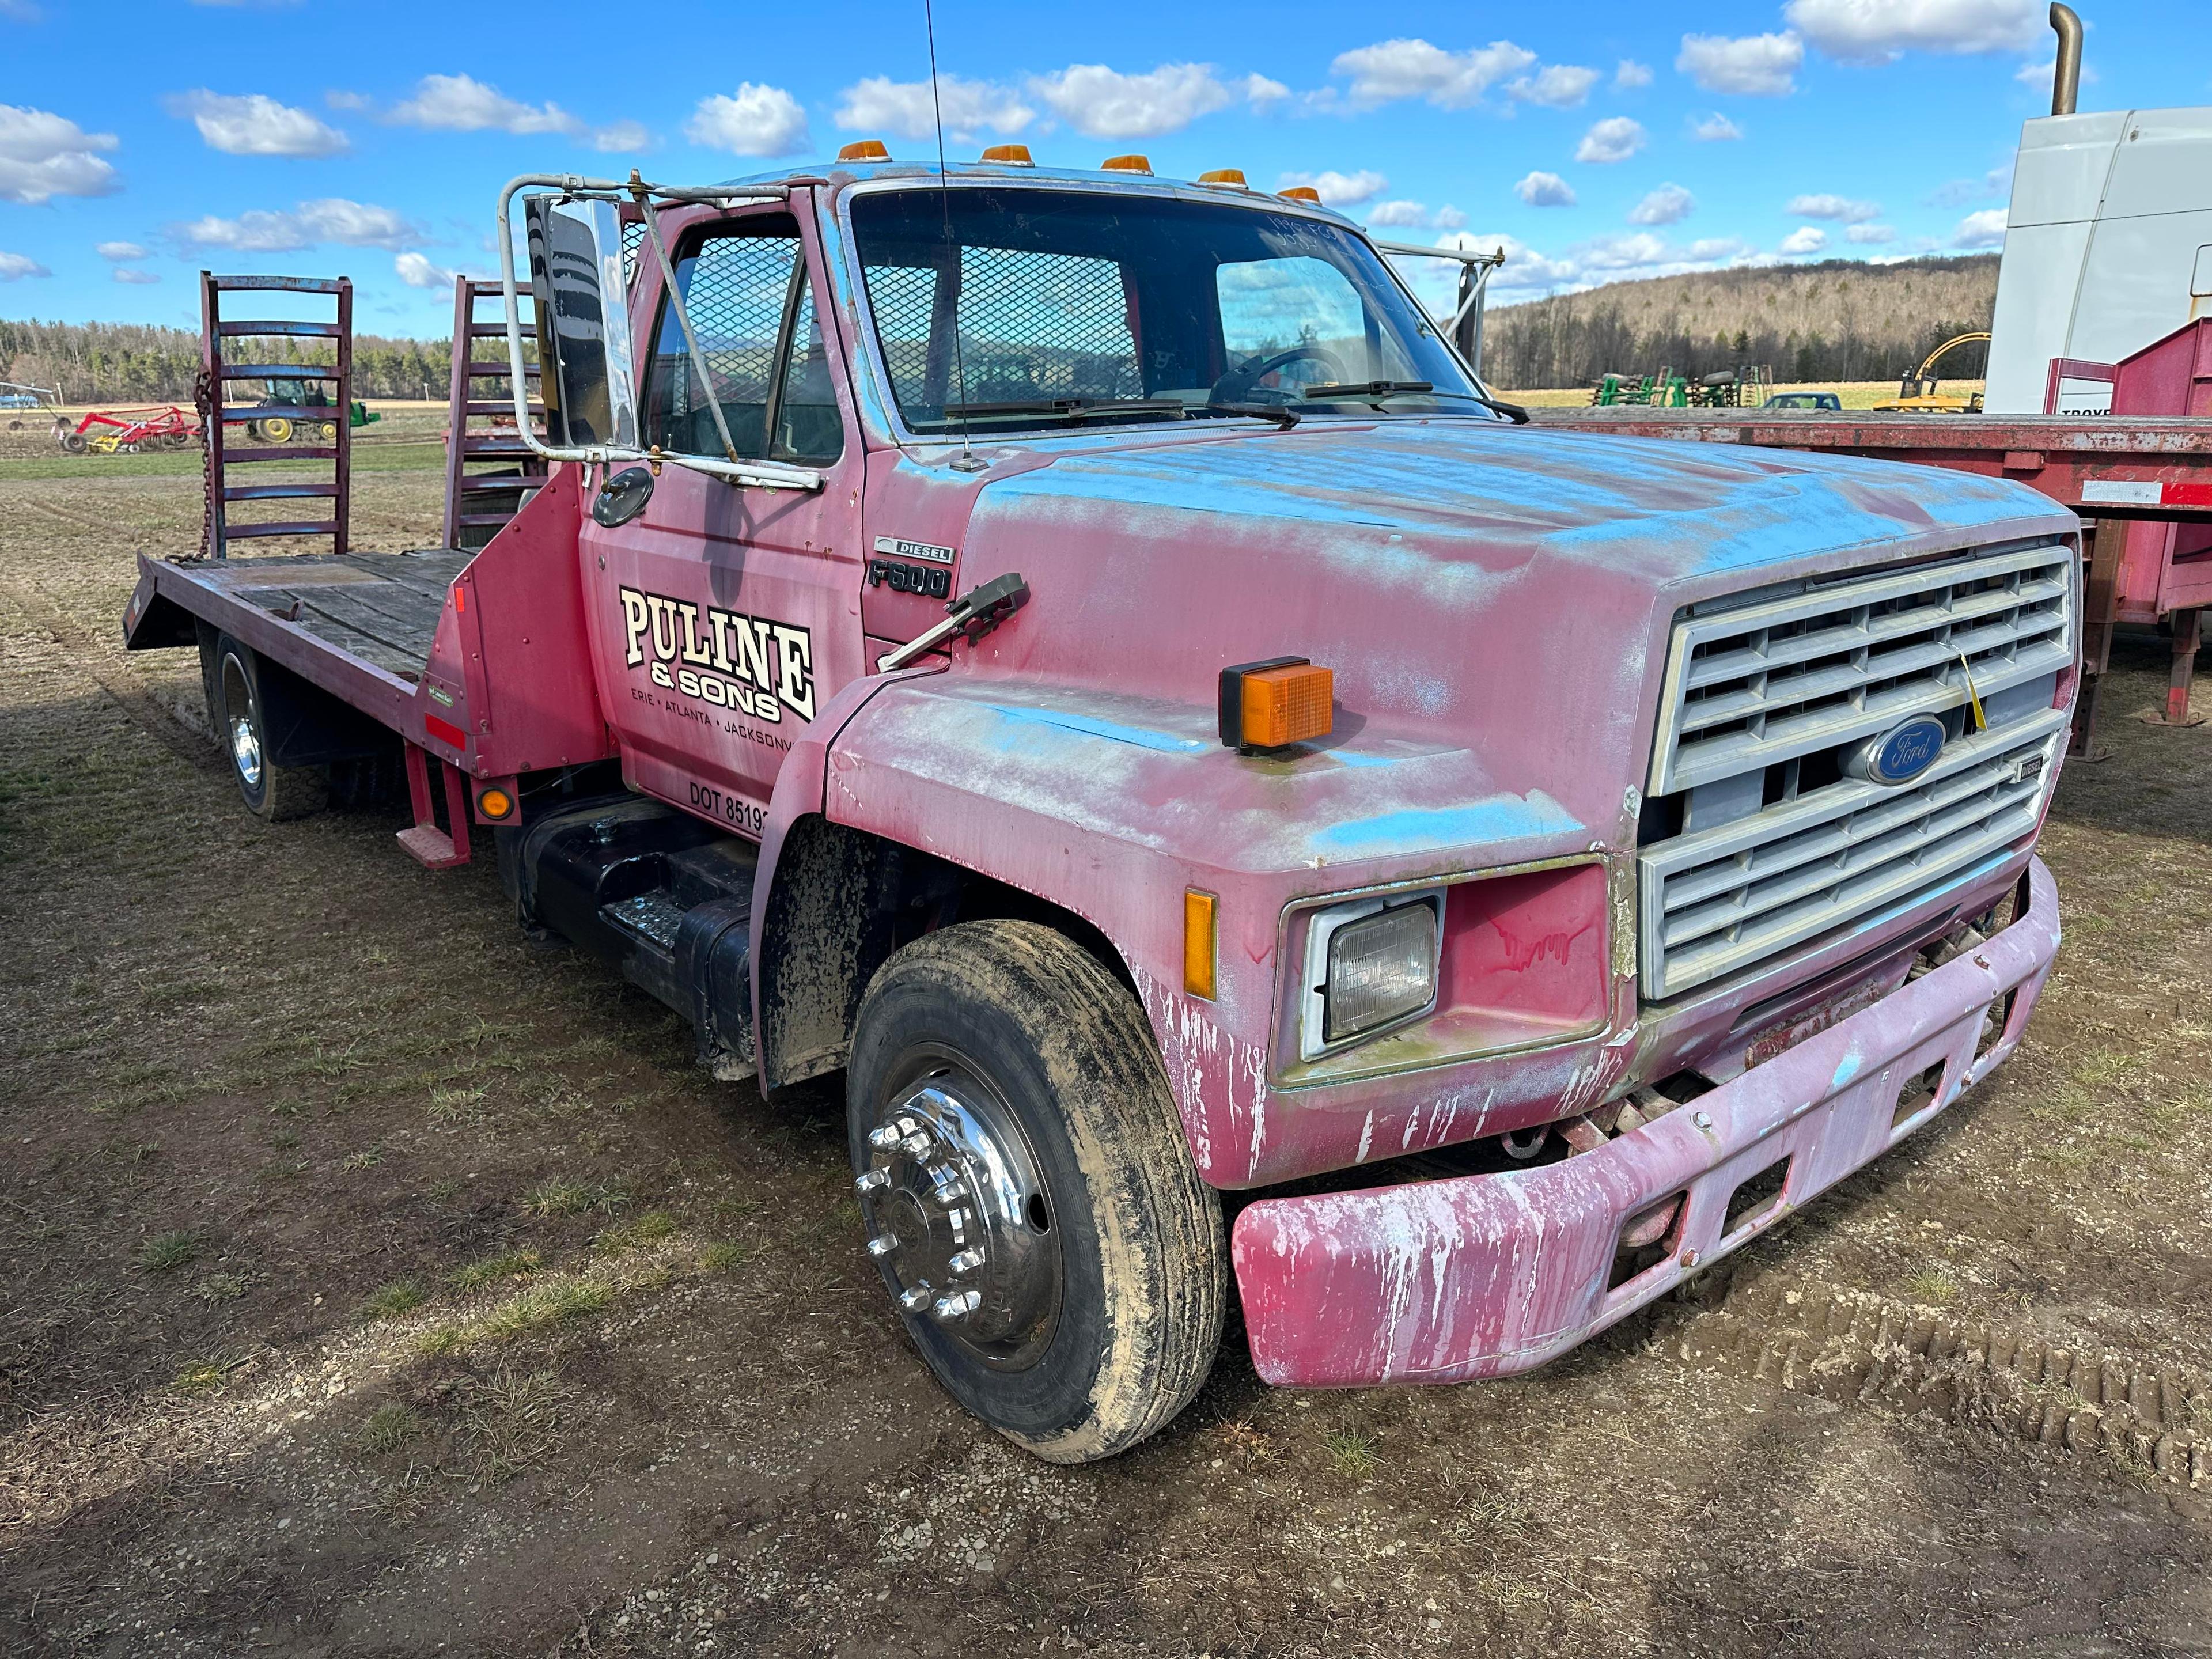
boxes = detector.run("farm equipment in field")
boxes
[1873,332,1991,413]
[244,376,380,444]
[54,405,202,454]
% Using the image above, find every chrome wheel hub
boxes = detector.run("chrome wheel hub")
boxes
[856,1067,1059,1369]
[229,713,263,789]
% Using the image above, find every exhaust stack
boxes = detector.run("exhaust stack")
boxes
[2048,3,2082,116]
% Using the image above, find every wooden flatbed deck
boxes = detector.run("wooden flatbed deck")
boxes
[196,549,469,680]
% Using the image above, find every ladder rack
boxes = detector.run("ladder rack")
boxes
[199,273,353,560]
[442,276,548,552]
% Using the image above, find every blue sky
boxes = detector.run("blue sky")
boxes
[1,0,2201,337]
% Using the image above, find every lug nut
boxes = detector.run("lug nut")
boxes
[866,1234,899,1259]
[901,1132,933,1158]
[931,1290,981,1323]
[948,1248,984,1275]
[867,1124,902,1150]
[855,1168,889,1193]
[927,1164,967,1203]
[898,1286,931,1311]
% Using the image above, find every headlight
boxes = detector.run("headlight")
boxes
[1301,891,1442,1058]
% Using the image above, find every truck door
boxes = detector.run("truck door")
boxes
[578,195,863,838]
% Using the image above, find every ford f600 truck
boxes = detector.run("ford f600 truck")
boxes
[123,151,2075,1463]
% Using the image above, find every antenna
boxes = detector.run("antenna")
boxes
[924,0,984,472]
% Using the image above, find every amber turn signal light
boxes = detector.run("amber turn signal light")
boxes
[980,143,1034,165]
[836,139,891,163]
[1218,657,1334,752]
[1278,185,1323,204]
[476,785,515,821]
[1198,168,1248,188]
[1184,889,1217,999]
[1100,153,1153,173]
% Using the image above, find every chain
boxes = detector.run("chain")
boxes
[183,363,218,563]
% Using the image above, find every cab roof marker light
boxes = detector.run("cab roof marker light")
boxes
[1100,154,1153,174]
[980,143,1034,166]
[837,139,891,164]
[1278,185,1323,204]
[1198,168,1249,189]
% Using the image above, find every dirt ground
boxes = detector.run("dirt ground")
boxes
[1,459,2208,1659]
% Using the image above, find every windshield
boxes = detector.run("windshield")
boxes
[849,186,1482,434]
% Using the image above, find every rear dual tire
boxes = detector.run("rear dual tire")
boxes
[209,636,327,822]
[847,921,1226,1464]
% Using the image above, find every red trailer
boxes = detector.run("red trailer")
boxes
[123,158,2075,1461]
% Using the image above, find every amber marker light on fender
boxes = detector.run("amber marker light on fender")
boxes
[1184,889,1218,1000]
[477,786,514,821]
[1218,658,1334,752]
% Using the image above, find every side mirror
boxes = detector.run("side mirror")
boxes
[524,196,639,450]
[592,465,655,528]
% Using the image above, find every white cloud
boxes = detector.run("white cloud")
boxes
[113,267,160,284]
[1779,225,1828,255]
[1506,64,1600,109]
[685,84,810,156]
[1787,192,1883,222]
[1328,38,1537,110]
[1366,199,1430,228]
[836,74,1034,141]
[1433,205,1467,230]
[1615,59,1655,89]
[1677,32,1804,96]
[96,240,148,260]
[1574,116,1645,164]
[1277,168,1387,206]
[1514,171,1577,207]
[1688,236,1752,260]
[1423,226,1762,304]
[0,251,51,280]
[592,120,650,154]
[2015,55,2096,90]
[165,90,347,157]
[1630,183,1695,225]
[175,198,422,252]
[0,105,120,204]
[1028,63,1239,139]
[1241,74,1290,108]
[1954,208,2008,248]
[1930,165,2010,207]
[395,251,457,289]
[391,73,578,135]
[1785,0,2041,63]
[325,90,374,113]
[1847,223,1897,243]
[1691,111,1744,141]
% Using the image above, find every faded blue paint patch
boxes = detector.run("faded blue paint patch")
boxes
[980,703,1209,753]
[1832,1053,1862,1089]
[1307,790,1581,857]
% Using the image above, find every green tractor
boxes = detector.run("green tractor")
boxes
[245,376,381,445]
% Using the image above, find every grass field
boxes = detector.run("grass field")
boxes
[0,460,2207,1656]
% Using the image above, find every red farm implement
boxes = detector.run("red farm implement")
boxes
[55,405,201,455]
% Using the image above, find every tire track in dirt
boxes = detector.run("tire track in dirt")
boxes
[1,499,217,773]
[1662,1275,2208,1489]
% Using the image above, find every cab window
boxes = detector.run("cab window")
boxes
[642,217,844,465]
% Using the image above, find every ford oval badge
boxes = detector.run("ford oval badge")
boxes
[1851,714,1948,786]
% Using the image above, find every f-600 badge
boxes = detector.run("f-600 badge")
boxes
[619,585,815,723]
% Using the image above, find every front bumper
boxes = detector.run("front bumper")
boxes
[1231,855,2061,1388]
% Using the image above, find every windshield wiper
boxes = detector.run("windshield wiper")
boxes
[1198,401,1300,429]
[940,397,1184,421]
[1301,380,1435,401]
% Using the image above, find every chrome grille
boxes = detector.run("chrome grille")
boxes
[1650,543,2074,797]
[1638,707,2066,999]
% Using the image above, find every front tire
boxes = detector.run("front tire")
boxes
[847,921,1225,1463]
[210,637,327,822]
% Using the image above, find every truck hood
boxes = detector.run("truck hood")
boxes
[922,417,2074,872]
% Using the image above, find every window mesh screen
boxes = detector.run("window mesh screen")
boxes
[863,247,1140,418]
[647,232,798,455]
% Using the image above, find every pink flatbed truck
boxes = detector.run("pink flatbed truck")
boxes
[123,151,2076,1463]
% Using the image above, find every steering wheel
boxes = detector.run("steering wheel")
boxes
[1210,344,1346,404]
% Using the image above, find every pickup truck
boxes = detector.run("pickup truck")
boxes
[123,148,2076,1464]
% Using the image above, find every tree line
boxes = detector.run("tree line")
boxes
[1,317,459,404]
[1481,254,2001,390]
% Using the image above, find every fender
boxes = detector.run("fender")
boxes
[777,672,1615,1188]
